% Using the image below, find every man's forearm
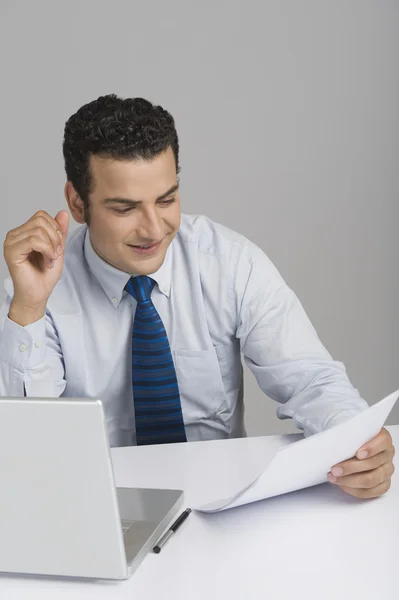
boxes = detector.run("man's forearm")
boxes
[274,360,369,436]
[0,294,66,398]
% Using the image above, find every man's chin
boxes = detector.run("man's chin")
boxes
[127,254,167,276]
[125,233,175,274]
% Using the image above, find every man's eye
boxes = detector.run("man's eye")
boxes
[113,198,175,214]
[114,207,134,214]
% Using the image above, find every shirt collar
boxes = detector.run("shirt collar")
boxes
[83,227,173,308]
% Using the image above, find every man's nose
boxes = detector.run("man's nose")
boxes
[136,209,163,241]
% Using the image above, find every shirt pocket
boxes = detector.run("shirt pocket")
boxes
[173,347,227,424]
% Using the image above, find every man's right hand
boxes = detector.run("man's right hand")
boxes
[3,210,70,326]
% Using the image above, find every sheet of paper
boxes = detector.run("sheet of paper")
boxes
[195,389,399,512]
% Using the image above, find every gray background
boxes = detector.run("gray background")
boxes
[1,0,398,435]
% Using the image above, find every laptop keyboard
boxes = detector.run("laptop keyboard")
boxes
[121,519,136,535]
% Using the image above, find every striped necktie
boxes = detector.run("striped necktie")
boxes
[125,275,187,445]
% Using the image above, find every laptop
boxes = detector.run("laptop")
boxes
[0,398,184,580]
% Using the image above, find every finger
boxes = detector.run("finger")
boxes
[27,222,61,254]
[339,479,392,499]
[356,427,392,460]
[6,226,62,267]
[6,214,62,254]
[5,234,60,269]
[328,461,395,489]
[30,215,63,253]
[54,210,70,238]
[330,448,394,478]
[28,211,62,244]
[31,210,59,231]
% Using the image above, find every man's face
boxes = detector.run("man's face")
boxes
[85,146,181,275]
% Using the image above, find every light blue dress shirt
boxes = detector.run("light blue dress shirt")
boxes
[0,213,368,447]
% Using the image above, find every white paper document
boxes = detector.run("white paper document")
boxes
[195,389,399,512]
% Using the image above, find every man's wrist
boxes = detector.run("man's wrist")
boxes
[8,301,47,327]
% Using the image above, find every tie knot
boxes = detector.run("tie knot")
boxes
[125,276,156,303]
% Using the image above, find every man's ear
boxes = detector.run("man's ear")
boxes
[64,181,86,224]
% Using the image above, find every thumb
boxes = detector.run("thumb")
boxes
[54,210,70,237]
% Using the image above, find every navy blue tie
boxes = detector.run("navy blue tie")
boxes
[125,276,187,445]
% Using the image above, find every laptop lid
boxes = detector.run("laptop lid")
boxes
[0,398,128,579]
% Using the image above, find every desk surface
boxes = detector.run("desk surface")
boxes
[1,426,398,600]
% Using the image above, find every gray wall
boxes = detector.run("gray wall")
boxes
[1,0,398,435]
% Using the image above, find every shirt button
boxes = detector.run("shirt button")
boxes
[19,344,27,352]
[112,297,118,304]
[35,341,41,348]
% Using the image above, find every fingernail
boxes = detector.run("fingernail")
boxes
[328,473,337,483]
[357,450,368,459]
[332,467,343,477]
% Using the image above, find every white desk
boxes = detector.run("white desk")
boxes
[1,426,398,600]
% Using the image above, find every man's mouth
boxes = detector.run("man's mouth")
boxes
[128,239,163,255]
[131,241,160,249]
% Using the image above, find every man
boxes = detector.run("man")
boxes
[0,94,395,498]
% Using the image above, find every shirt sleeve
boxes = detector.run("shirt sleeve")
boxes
[0,292,66,398]
[234,239,369,437]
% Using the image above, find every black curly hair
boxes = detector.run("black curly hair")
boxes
[62,94,180,224]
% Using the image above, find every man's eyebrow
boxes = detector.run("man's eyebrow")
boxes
[102,183,179,206]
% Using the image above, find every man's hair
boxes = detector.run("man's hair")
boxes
[62,94,180,223]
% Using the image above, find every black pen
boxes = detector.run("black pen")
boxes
[153,508,192,554]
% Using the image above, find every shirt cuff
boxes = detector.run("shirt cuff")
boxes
[0,316,47,371]
[322,405,369,431]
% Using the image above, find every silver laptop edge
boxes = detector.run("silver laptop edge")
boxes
[0,398,184,580]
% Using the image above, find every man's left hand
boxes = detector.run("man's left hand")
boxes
[328,427,395,498]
